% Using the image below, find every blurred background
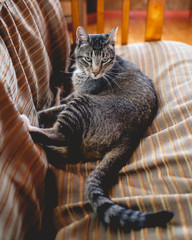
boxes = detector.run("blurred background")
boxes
[60,0,192,45]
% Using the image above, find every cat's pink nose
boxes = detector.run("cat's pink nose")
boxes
[93,72,99,77]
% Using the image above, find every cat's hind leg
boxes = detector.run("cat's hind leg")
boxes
[85,146,174,231]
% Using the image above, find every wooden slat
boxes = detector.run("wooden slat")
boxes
[71,0,80,43]
[145,0,165,41]
[121,0,130,45]
[97,0,104,33]
[79,0,87,28]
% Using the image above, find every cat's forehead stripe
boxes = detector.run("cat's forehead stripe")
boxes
[90,34,108,51]
[92,50,103,57]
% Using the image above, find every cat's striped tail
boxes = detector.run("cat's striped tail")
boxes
[85,147,174,231]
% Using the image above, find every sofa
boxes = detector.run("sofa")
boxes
[0,0,192,239]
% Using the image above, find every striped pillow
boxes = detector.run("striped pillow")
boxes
[0,0,70,239]
[52,41,192,240]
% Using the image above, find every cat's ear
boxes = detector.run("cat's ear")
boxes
[107,26,118,45]
[76,26,89,44]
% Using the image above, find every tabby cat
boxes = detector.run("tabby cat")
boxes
[28,26,173,231]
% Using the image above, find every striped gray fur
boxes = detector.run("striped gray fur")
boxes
[29,26,173,231]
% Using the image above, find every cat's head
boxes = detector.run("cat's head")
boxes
[75,26,118,79]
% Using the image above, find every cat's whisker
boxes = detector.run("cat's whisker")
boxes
[105,70,119,77]
[103,76,114,93]
[111,60,119,64]
[68,57,76,61]
[59,68,79,74]
[105,73,123,90]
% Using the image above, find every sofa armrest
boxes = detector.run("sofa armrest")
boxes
[0,0,70,239]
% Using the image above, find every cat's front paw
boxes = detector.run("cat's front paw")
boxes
[20,114,43,138]
[20,114,31,130]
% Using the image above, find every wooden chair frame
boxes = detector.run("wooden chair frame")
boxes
[69,0,165,44]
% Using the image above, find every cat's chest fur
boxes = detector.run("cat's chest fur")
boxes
[71,62,157,158]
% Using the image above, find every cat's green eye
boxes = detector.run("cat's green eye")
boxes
[85,56,92,62]
[102,57,109,63]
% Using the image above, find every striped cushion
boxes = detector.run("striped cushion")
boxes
[52,41,192,240]
[0,0,70,239]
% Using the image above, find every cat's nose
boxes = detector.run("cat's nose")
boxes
[93,72,98,77]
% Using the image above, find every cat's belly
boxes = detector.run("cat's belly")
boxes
[83,149,103,160]
[81,128,122,158]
